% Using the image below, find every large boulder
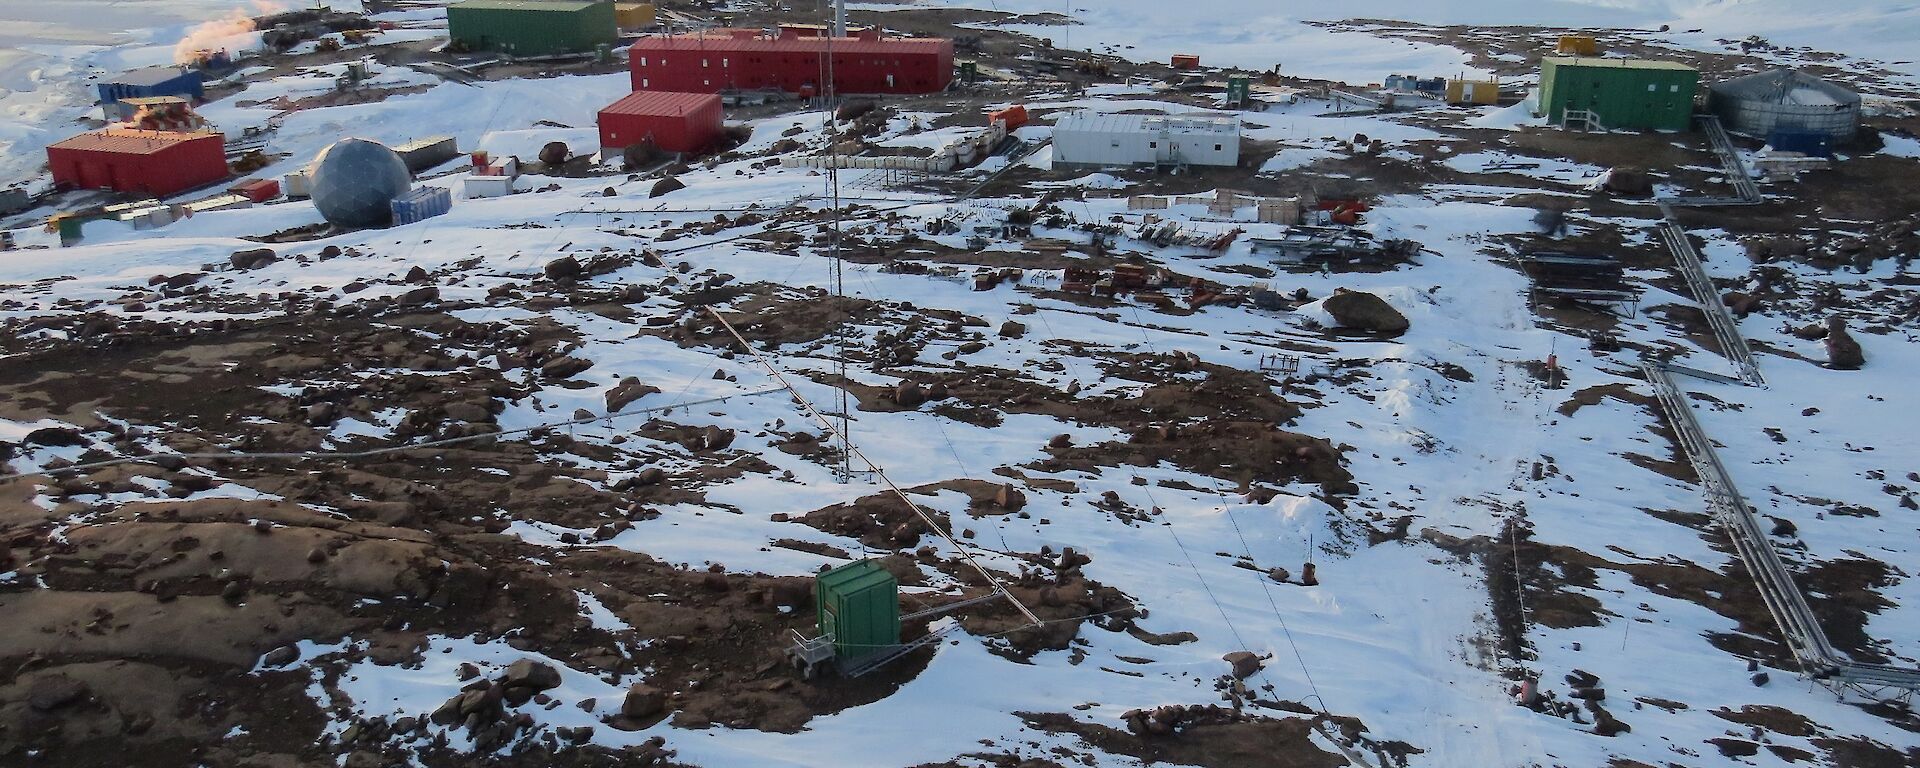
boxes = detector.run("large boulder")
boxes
[503,659,563,692]
[604,377,661,413]
[1321,289,1409,335]
[1825,316,1864,369]
[621,684,666,719]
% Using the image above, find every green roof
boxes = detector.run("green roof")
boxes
[451,0,604,11]
[1544,56,1696,72]
[818,559,894,593]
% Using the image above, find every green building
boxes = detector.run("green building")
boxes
[815,560,899,665]
[1538,57,1699,131]
[448,0,616,57]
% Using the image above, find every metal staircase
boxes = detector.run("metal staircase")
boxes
[1642,361,1920,701]
[1562,108,1604,132]
[1655,206,1764,385]
[1662,115,1762,206]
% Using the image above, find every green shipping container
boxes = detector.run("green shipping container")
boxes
[1226,74,1252,107]
[448,0,617,57]
[1538,57,1699,132]
[815,559,899,664]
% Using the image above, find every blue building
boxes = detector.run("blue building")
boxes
[97,66,204,106]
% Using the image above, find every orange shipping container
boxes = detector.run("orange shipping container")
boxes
[1170,54,1200,70]
[988,104,1027,131]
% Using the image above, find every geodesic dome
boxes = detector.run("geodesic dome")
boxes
[309,138,412,228]
[1709,68,1860,141]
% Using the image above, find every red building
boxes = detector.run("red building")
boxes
[598,91,725,154]
[47,129,227,198]
[628,28,953,96]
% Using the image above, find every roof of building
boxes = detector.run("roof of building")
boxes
[1543,56,1696,73]
[116,96,192,106]
[1053,110,1239,136]
[600,90,722,116]
[1710,67,1860,106]
[47,129,220,155]
[107,66,198,87]
[630,29,950,55]
[451,0,605,12]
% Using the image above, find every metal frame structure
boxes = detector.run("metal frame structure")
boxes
[1654,205,1764,385]
[1642,360,1920,702]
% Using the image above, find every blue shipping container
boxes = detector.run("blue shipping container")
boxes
[97,67,204,105]
[390,186,452,226]
[1768,130,1832,158]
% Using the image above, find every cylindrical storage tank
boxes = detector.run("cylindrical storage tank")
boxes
[309,138,412,228]
[1709,68,1860,141]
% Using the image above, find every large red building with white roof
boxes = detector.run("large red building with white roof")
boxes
[628,28,953,96]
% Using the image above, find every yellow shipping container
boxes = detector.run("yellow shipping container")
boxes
[1556,35,1600,56]
[1446,78,1500,105]
[615,2,655,28]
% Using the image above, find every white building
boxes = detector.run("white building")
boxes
[1051,111,1240,169]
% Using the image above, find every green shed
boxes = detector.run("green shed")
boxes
[448,0,617,57]
[815,560,899,664]
[1538,57,1699,132]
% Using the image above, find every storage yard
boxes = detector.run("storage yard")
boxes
[2,1,1920,767]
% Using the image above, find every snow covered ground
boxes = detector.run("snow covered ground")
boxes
[3,3,1920,768]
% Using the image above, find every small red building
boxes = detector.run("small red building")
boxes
[598,91,725,155]
[629,28,953,96]
[47,129,227,198]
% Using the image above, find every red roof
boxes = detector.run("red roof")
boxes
[630,29,951,56]
[600,90,722,117]
[48,128,220,155]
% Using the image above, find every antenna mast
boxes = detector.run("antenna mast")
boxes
[823,0,854,483]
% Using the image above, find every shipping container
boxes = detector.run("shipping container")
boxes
[614,1,654,28]
[284,170,312,199]
[230,178,281,203]
[97,66,204,106]
[988,104,1028,131]
[1445,78,1499,105]
[46,129,229,198]
[814,560,898,664]
[1170,54,1200,70]
[393,135,461,174]
[1538,57,1698,131]
[390,186,453,225]
[1555,35,1600,56]
[464,175,515,198]
[187,194,252,213]
[630,28,953,95]
[598,91,725,154]
[448,0,617,57]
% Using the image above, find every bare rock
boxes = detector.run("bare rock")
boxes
[999,320,1026,338]
[622,684,666,719]
[231,248,277,270]
[398,286,440,305]
[28,675,89,711]
[541,356,595,379]
[504,659,563,692]
[262,645,301,667]
[1824,317,1864,370]
[1223,651,1262,679]
[544,256,583,281]
[1322,289,1409,335]
[605,377,661,412]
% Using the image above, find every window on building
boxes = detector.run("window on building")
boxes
[1215,144,1222,151]
[1669,84,1680,92]
[1149,141,1157,148]
[638,56,647,66]
[1647,84,1656,92]
[641,78,649,88]
[703,58,709,67]
[723,58,729,67]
